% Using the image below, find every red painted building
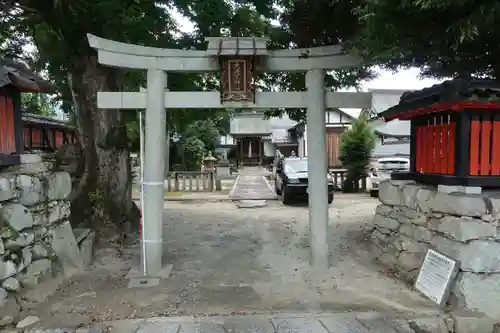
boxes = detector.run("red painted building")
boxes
[0,59,78,166]
[22,113,78,152]
[381,79,500,187]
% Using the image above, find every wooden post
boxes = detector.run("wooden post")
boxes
[209,172,214,192]
[174,172,180,191]
[0,87,22,166]
[239,139,244,166]
[215,177,222,191]
[11,90,24,154]
[166,173,172,192]
[260,138,262,164]
[455,112,471,178]
[410,118,417,173]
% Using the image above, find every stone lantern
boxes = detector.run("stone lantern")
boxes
[203,151,217,172]
[205,37,269,103]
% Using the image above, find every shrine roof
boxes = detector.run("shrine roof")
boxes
[379,79,500,120]
[22,113,75,129]
[0,58,55,93]
[373,119,410,138]
[206,37,269,56]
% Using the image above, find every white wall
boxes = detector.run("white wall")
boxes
[230,114,271,135]
[219,135,236,145]
[300,128,307,157]
[264,141,275,156]
[270,114,296,129]
[372,137,410,158]
[326,110,347,124]
[298,135,305,157]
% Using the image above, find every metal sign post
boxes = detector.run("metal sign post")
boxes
[138,110,147,276]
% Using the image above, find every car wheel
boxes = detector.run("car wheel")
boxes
[370,190,378,198]
[281,186,293,205]
[327,195,333,204]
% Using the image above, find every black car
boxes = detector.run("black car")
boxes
[274,157,334,205]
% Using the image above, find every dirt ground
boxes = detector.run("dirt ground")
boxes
[19,195,436,329]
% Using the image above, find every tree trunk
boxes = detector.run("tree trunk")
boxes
[68,55,139,239]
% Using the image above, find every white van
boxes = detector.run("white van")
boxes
[369,157,410,197]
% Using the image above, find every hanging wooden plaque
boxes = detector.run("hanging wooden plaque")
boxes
[220,57,254,102]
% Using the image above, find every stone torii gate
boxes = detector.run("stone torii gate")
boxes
[87,35,372,274]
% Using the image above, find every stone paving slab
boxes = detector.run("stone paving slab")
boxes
[20,313,427,333]
[320,315,372,333]
[132,193,232,202]
[272,316,327,333]
[229,175,277,200]
[237,200,268,208]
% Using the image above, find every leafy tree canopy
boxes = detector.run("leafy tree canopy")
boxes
[1,0,376,125]
[21,93,58,116]
[282,0,500,80]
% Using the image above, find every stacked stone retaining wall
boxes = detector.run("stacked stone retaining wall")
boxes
[0,156,87,323]
[371,179,500,321]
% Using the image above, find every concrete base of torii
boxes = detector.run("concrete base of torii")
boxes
[125,264,173,289]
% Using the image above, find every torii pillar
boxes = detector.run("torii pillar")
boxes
[142,70,167,274]
[306,69,329,269]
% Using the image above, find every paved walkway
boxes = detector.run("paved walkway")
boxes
[133,193,231,202]
[229,174,277,200]
[67,313,420,333]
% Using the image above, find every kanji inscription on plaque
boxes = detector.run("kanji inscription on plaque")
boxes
[221,58,254,102]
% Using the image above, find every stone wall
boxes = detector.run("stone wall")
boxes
[0,155,89,324]
[371,179,500,321]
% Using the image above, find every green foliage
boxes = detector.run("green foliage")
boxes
[125,117,141,152]
[21,93,58,116]
[1,0,373,125]
[339,115,375,192]
[178,119,221,170]
[280,0,500,81]
[355,0,500,80]
[87,188,104,204]
[267,0,374,122]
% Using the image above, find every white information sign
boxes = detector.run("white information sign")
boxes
[414,249,459,306]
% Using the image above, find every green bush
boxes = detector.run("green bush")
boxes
[339,114,375,192]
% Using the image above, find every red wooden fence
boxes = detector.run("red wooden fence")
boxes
[469,116,500,176]
[23,127,76,151]
[0,95,16,154]
[415,116,455,175]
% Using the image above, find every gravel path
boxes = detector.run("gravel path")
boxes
[20,195,435,329]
